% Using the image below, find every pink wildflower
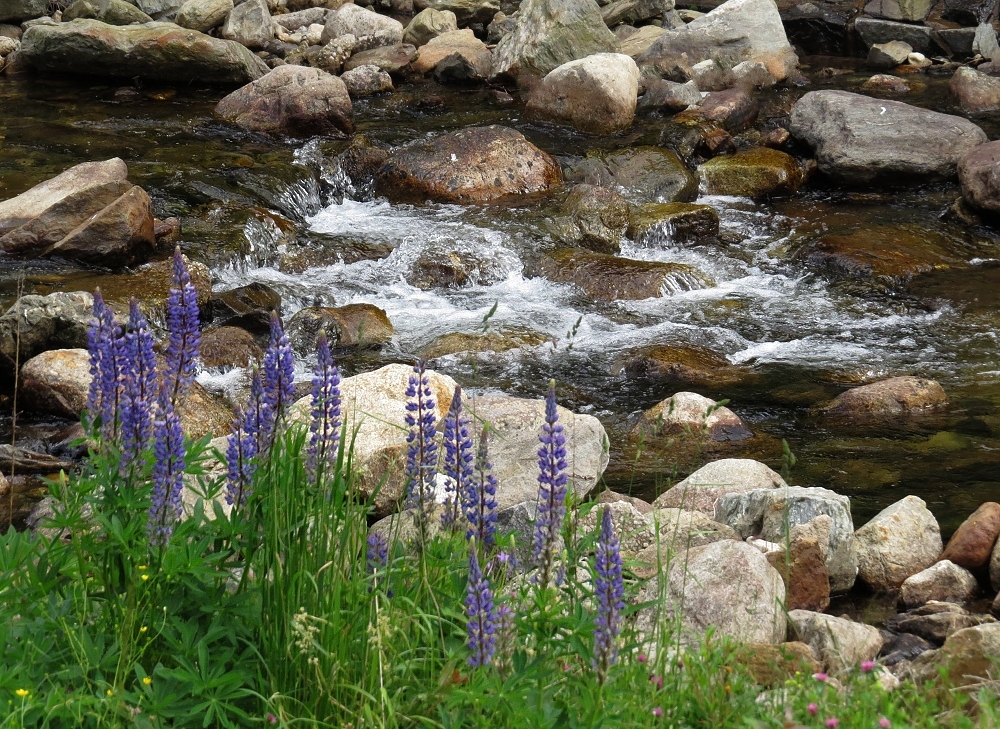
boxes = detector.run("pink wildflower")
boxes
[637,653,648,664]
[826,719,839,728]
[879,719,892,728]
[650,674,663,690]
[808,703,818,716]
[652,707,663,717]
[861,660,875,673]
[813,672,828,682]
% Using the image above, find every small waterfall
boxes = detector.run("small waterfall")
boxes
[658,266,715,296]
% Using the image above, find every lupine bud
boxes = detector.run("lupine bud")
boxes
[465,544,497,667]
[532,381,568,590]
[306,331,341,482]
[86,289,128,440]
[441,386,473,529]
[162,247,200,409]
[593,507,625,682]
[260,311,295,451]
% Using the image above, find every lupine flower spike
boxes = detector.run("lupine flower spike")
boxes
[306,331,342,483]
[441,385,473,529]
[593,507,625,683]
[225,404,256,511]
[259,311,295,452]
[148,387,185,547]
[465,544,497,668]
[162,247,200,409]
[464,427,498,547]
[120,298,157,476]
[404,361,437,547]
[86,289,128,441]
[532,380,568,591]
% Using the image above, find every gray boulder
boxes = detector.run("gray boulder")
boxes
[221,0,273,50]
[402,7,456,46]
[790,90,987,184]
[974,22,1000,61]
[0,292,97,372]
[959,140,1000,214]
[415,0,498,26]
[0,0,46,23]
[63,0,153,25]
[340,63,393,96]
[635,508,738,575]
[176,0,233,32]
[653,458,786,516]
[886,603,996,646]
[867,40,911,68]
[854,17,933,52]
[855,495,942,591]
[950,66,1000,115]
[864,0,932,21]
[900,560,979,609]
[321,4,403,45]
[639,78,700,112]
[787,610,883,672]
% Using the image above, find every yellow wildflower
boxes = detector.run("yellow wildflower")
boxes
[139,626,148,633]
[140,574,149,581]
[14,689,29,698]
[142,677,152,686]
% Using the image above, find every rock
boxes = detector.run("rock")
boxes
[525,52,639,135]
[698,147,802,199]
[907,623,1000,688]
[343,44,417,75]
[973,21,1000,61]
[417,330,547,358]
[736,643,822,687]
[790,91,986,184]
[886,603,996,645]
[375,125,561,204]
[19,19,268,83]
[767,534,831,612]
[619,23,664,57]
[321,4,403,45]
[19,349,92,418]
[796,228,956,285]
[652,458,786,516]
[959,140,1000,214]
[861,73,909,94]
[900,560,979,609]
[951,66,1000,115]
[636,0,798,82]
[716,487,857,593]
[220,0,272,49]
[943,0,998,26]
[639,78,700,113]
[867,40,911,68]
[880,631,935,665]
[635,540,787,648]
[410,28,490,76]
[537,248,713,301]
[939,502,1000,570]
[602,0,672,26]
[0,0,45,22]
[596,489,654,515]
[819,377,947,419]
[696,88,759,132]
[403,7,456,46]
[0,292,97,371]
[200,326,262,369]
[613,344,749,390]
[407,247,506,289]
[274,6,326,30]
[731,60,775,89]
[314,33,356,74]
[415,0,498,26]
[634,509,737,575]
[864,0,931,21]
[787,610,883,672]
[855,495,943,591]
[215,65,352,137]
[633,391,751,441]
[627,202,719,243]
[0,35,17,56]
[490,0,619,82]
[176,0,232,31]
[93,255,212,318]
[63,0,153,25]
[936,27,976,56]
[687,58,734,91]
[854,17,934,53]
[210,282,281,334]
[550,184,630,254]
[285,304,393,354]
[580,501,654,554]
[563,147,697,204]
[341,64,393,96]
[992,537,1000,591]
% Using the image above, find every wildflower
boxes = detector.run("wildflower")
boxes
[147,390,185,547]
[403,361,437,546]
[650,675,663,690]
[464,427,498,547]
[593,507,625,683]
[267,713,278,725]
[161,247,200,409]
[532,381,568,590]
[494,602,515,669]
[259,311,295,449]
[367,532,388,573]
[637,653,648,664]
[813,672,828,682]
[465,544,497,667]
[652,707,663,717]
[140,574,149,581]
[106,690,113,696]
[119,298,157,475]
[138,565,146,571]
[139,626,147,633]
[879,718,892,728]
[808,703,818,716]
[441,386,473,529]
[14,689,28,698]
[225,405,256,510]
[86,289,128,439]
[305,331,341,483]
[861,660,875,673]
[825,719,839,729]
[142,677,152,686]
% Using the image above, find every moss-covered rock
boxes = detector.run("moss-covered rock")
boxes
[627,202,719,243]
[564,146,697,204]
[417,329,548,359]
[698,147,803,199]
[613,344,751,390]
[286,304,394,354]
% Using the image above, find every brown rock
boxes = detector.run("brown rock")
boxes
[819,376,947,419]
[697,88,759,133]
[862,73,910,94]
[285,304,393,354]
[627,202,719,244]
[94,254,212,317]
[613,344,751,390]
[20,348,92,418]
[958,139,1000,215]
[698,147,802,200]
[735,642,821,687]
[200,326,263,369]
[950,66,1000,116]
[551,184,631,254]
[939,502,1000,570]
[417,330,547,359]
[632,391,752,442]
[410,29,489,76]
[767,535,831,612]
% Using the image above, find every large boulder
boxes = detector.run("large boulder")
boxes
[220,0,273,50]
[863,0,932,21]
[886,603,996,646]
[0,292,97,372]
[958,140,1000,215]
[787,610,883,672]
[321,3,403,45]
[403,7,457,46]
[63,0,153,25]
[549,184,630,254]
[652,458,786,516]
[525,52,638,134]
[789,91,987,185]
[375,125,562,204]
[636,0,798,82]
[410,29,491,78]
[635,540,786,648]
[563,147,697,204]
[0,0,45,22]
[950,66,1000,116]
[18,19,269,84]
[215,65,353,137]
[855,496,942,591]
[900,560,979,609]
[907,623,1000,689]
[490,0,619,83]
[939,502,1000,570]
[697,147,802,199]
[176,0,233,32]
[818,376,947,419]
[633,391,751,442]
[415,0,498,26]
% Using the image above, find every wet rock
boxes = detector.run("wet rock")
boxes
[864,0,931,21]
[855,495,942,591]
[415,0,498,26]
[314,33,356,74]
[403,7,457,46]
[943,0,998,26]
[343,44,418,75]
[652,458,786,516]
[64,0,153,24]
[788,610,883,672]
[880,631,935,665]
[19,19,269,83]
[854,17,934,53]
[861,73,909,94]
[417,329,547,358]
[766,533,831,612]
[731,60,775,89]
[696,88,758,132]
[819,376,948,419]
[220,0,273,50]
[619,24,664,57]
[200,326,262,369]
[958,140,1000,214]
[375,125,561,204]
[0,0,45,22]
[635,540,787,647]
[490,0,619,83]
[563,147,697,204]
[613,344,750,390]
[900,560,978,609]
[627,202,719,243]
[886,603,996,645]
[790,90,986,184]
[632,391,751,441]
[285,303,393,354]
[736,642,822,687]
[939,502,1000,570]
[321,4,403,45]
[638,78,700,113]
[602,0,672,26]
[176,0,232,32]
[0,291,97,372]
[636,0,798,82]
[550,184,630,254]
[580,501,655,555]
[410,28,489,76]
[950,66,1000,115]
[95,255,212,317]
[19,348,92,419]
[974,21,1000,61]
[215,65,353,137]
[867,40,911,68]
[634,509,737,575]
[698,147,802,199]
[906,623,1000,688]
[210,282,281,334]
[525,52,639,135]
[274,7,327,31]
[538,248,713,301]
[341,63,393,96]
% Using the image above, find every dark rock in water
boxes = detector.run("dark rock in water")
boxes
[63,0,153,25]
[0,292,98,372]
[344,43,418,74]
[936,27,976,56]
[612,344,751,390]
[790,90,986,184]
[538,248,713,301]
[854,17,935,53]
[562,147,698,205]
[879,630,935,665]
[885,603,996,645]
[200,326,263,369]
[408,247,506,289]
[18,19,269,84]
[375,125,562,204]
[89,255,213,319]
[960,139,1000,215]
[549,184,631,254]
[818,376,948,419]
[943,0,998,27]
[950,66,1000,115]
[627,202,720,243]
[211,282,282,335]
[782,8,851,56]
[286,304,394,354]
[215,65,353,137]
[639,78,701,113]
[0,0,46,23]
[698,147,802,199]
[418,329,548,359]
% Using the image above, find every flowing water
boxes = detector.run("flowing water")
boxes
[2,66,1000,536]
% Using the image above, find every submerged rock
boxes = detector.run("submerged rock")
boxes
[950,66,1000,115]
[563,147,697,204]
[627,202,719,243]
[958,139,1000,215]
[697,147,802,199]
[796,228,956,285]
[855,495,942,591]
[285,304,393,354]
[632,391,752,441]
[900,560,979,609]
[652,458,786,516]
[613,344,750,390]
[210,282,281,334]
[549,184,631,254]
[788,610,883,672]
[939,502,1000,570]
[819,376,948,419]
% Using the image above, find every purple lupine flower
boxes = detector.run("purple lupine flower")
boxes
[404,361,437,546]
[161,247,200,409]
[366,532,390,595]
[225,405,257,510]
[306,331,341,482]
[593,507,625,682]
[85,289,111,424]
[532,381,568,590]
[440,386,473,529]
[465,544,497,668]
[494,602,515,670]
[464,428,498,547]
[86,290,128,439]
[244,369,267,460]
[120,298,157,475]
[259,311,295,451]
[148,390,185,547]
